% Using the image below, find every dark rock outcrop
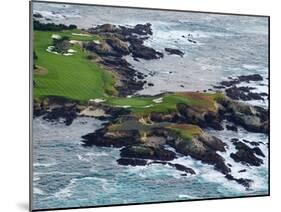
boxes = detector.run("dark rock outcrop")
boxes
[225,174,253,189]
[117,158,196,175]
[106,37,130,55]
[81,128,140,147]
[218,98,268,134]
[238,74,263,82]
[225,86,264,101]
[226,125,238,132]
[120,145,176,161]
[42,105,78,126]
[130,43,163,60]
[230,141,264,166]
[164,48,184,57]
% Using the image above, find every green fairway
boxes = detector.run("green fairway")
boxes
[33,29,224,115]
[33,30,116,102]
[106,92,224,116]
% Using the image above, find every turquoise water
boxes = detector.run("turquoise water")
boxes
[32,2,269,210]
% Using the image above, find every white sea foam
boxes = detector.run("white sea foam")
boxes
[33,162,56,167]
[35,171,82,176]
[178,194,196,199]
[243,64,259,70]
[34,187,45,195]
[54,179,76,198]
[206,121,269,192]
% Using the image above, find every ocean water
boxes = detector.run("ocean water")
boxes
[32,117,268,210]
[32,2,269,210]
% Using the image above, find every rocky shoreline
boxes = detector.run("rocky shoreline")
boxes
[84,23,165,96]
[79,93,268,189]
[212,74,268,102]
[33,19,269,190]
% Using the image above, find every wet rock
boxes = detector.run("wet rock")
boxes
[117,158,147,166]
[253,147,265,157]
[220,80,240,87]
[250,141,260,146]
[231,138,239,142]
[225,86,263,101]
[120,23,152,36]
[198,134,227,152]
[242,139,260,146]
[238,86,256,92]
[164,48,184,57]
[88,23,120,34]
[173,163,196,175]
[247,92,264,100]
[120,145,176,161]
[225,174,253,189]
[42,106,78,126]
[130,43,163,60]
[170,136,230,174]
[81,128,140,147]
[226,125,238,132]
[33,13,43,18]
[219,99,268,134]
[106,37,130,55]
[230,141,264,166]
[238,74,263,82]
[150,161,196,175]
[213,85,226,89]
[83,41,118,56]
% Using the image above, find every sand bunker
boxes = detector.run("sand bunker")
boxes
[72,33,91,37]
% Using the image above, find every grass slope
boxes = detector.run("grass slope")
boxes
[33,30,115,102]
[106,92,224,116]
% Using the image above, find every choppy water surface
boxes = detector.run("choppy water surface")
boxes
[32,2,269,210]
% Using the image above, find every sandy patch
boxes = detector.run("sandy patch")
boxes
[153,97,163,103]
[51,34,62,39]
[89,98,106,103]
[69,40,83,47]
[63,53,73,56]
[79,107,106,117]
[72,33,91,37]
[34,65,48,76]
[121,105,131,108]
[67,49,77,53]
[142,104,154,108]
[93,40,101,44]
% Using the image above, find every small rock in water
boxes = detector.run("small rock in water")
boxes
[226,125,238,132]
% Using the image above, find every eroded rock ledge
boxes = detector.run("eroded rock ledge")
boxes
[80,92,268,189]
[84,23,164,96]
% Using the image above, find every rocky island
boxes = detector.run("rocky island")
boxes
[32,5,269,210]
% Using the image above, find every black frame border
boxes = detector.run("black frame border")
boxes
[29,0,270,211]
